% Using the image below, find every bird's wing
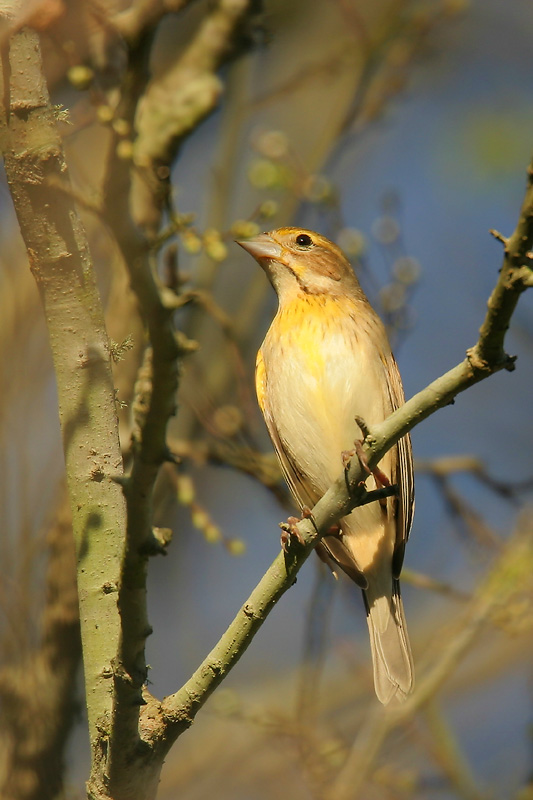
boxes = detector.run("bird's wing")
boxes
[256,349,318,509]
[385,353,415,578]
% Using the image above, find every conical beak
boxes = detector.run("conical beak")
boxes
[236,232,283,262]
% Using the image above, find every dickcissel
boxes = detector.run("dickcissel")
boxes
[238,227,414,704]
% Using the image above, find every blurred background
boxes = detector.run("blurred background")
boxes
[2,0,533,798]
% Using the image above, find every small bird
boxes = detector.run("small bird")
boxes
[238,227,414,704]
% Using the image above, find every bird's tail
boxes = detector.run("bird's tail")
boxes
[363,578,413,704]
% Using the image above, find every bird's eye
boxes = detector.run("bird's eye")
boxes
[296,233,313,247]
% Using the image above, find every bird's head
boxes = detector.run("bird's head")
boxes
[237,227,361,301]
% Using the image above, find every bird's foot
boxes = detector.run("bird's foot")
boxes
[279,506,313,551]
[326,523,342,537]
[342,416,391,488]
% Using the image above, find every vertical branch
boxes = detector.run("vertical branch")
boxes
[96,29,184,791]
[0,25,126,787]
[95,3,257,784]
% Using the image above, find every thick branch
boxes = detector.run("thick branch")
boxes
[94,4,255,786]
[133,0,252,167]
[130,0,253,231]
[0,24,127,783]
[98,56,183,800]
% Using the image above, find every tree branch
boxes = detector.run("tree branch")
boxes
[95,42,184,800]
[0,23,127,789]
[131,0,254,232]
[59,2,256,790]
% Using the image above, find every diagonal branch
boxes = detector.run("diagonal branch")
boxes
[154,156,533,741]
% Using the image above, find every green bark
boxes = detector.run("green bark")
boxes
[0,26,126,783]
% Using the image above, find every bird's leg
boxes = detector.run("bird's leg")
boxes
[353,440,391,488]
[279,506,314,551]
[342,415,391,488]
[326,523,342,536]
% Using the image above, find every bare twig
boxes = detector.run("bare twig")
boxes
[401,568,470,602]
[432,475,503,551]
[417,455,533,501]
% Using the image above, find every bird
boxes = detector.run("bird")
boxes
[237,227,414,704]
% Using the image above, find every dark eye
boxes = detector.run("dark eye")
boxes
[296,233,313,247]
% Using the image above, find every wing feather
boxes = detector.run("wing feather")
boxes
[385,354,415,578]
[256,348,317,509]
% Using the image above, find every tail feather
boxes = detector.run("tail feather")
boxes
[363,579,413,704]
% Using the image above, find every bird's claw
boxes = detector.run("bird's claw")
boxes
[279,506,313,551]
[341,448,353,470]
[342,440,391,488]
[327,523,342,537]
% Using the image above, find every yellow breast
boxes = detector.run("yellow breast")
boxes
[256,289,390,437]
[266,293,354,377]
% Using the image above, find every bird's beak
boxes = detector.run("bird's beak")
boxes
[236,233,283,262]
